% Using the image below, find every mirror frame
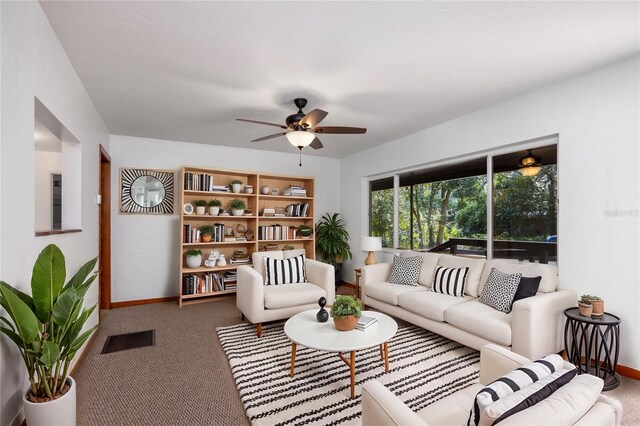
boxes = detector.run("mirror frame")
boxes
[120,168,175,214]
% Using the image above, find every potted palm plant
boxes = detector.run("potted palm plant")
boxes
[330,295,363,331]
[315,213,352,281]
[0,244,98,426]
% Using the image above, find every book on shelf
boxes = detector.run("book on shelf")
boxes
[182,223,226,243]
[285,203,310,217]
[183,171,231,192]
[356,316,378,331]
[283,185,307,197]
[182,271,239,295]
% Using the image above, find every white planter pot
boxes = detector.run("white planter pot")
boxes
[208,206,220,216]
[24,377,76,426]
[231,209,245,216]
[186,254,202,269]
[231,184,242,193]
[195,206,206,215]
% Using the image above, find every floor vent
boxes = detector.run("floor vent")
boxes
[101,330,155,354]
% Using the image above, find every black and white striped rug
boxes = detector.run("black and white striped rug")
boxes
[217,321,480,426]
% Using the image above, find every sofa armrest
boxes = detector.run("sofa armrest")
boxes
[362,380,428,426]
[305,259,335,304]
[511,289,576,360]
[361,263,392,304]
[579,394,624,426]
[236,265,265,323]
[479,344,531,385]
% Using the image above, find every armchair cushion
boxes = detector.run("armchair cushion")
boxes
[252,251,284,281]
[264,282,325,309]
[264,254,307,285]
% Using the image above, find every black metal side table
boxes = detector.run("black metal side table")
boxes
[564,307,621,390]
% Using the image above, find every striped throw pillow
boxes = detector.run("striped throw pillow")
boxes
[263,254,307,285]
[432,266,469,297]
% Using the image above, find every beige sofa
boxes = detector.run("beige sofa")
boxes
[361,253,576,360]
[362,344,623,425]
[237,250,335,336]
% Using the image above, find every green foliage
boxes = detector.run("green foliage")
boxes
[186,249,203,256]
[207,199,221,207]
[198,225,215,236]
[315,213,352,267]
[298,225,313,237]
[330,295,363,318]
[193,199,208,207]
[579,294,593,305]
[283,245,295,250]
[229,199,246,210]
[230,179,243,185]
[0,244,98,400]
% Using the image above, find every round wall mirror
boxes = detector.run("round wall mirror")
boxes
[131,175,165,208]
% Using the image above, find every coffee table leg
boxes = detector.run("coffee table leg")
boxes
[379,344,384,360]
[383,341,390,373]
[290,342,297,377]
[350,350,356,399]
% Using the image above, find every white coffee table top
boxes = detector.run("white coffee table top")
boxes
[284,310,398,352]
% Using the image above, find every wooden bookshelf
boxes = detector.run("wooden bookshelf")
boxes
[178,167,315,306]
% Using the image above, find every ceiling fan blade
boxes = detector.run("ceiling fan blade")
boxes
[237,118,287,129]
[313,126,367,134]
[251,132,287,142]
[309,137,324,150]
[299,109,328,128]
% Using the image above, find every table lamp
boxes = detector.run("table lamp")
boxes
[360,236,382,265]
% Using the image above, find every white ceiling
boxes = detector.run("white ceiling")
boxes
[41,1,639,158]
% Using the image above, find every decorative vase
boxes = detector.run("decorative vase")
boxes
[201,234,212,243]
[186,254,202,269]
[261,186,270,195]
[591,299,604,316]
[23,377,76,426]
[232,209,245,216]
[217,255,227,267]
[208,206,220,216]
[231,183,242,193]
[195,206,206,215]
[334,315,358,331]
[316,297,329,323]
[578,302,593,317]
[245,185,254,194]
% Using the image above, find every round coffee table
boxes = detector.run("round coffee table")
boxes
[284,310,398,399]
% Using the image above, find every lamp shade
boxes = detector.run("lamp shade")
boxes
[360,236,382,252]
[286,130,315,148]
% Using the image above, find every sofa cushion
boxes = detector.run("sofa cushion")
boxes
[388,255,422,286]
[437,255,486,297]
[410,252,441,287]
[432,266,469,297]
[264,282,325,309]
[264,254,307,285]
[365,281,426,306]
[444,300,512,346]
[252,251,284,280]
[418,383,482,425]
[479,260,557,294]
[398,290,473,322]
[478,268,522,313]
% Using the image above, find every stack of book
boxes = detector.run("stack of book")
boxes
[283,185,307,197]
[223,270,237,291]
[356,316,378,331]
[230,251,250,264]
[285,203,310,217]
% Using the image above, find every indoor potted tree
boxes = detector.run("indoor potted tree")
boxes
[199,225,215,242]
[315,213,352,281]
[207,199,221,216]
[330,295,363,331]
[193,199,207,215]
[229,199,246,216]
[578,294,593,317]
[230,179,243,194]
[185,249,203,268]
[0,244,98,426]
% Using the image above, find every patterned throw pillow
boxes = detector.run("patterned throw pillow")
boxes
[263,254,307,285]
[479,268,522,313]
[432,266,469,297]
[387,255,422,286]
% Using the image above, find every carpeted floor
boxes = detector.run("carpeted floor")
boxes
[74,287,640,425]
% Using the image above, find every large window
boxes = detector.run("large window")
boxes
[369,177,394,247]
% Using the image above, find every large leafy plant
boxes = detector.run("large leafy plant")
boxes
[0,244,98,401]
[315,213,352,267]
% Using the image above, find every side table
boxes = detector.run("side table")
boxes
[354,268,362,299]
[563,307,621,390]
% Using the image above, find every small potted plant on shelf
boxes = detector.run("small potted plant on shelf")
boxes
[283,245,295,251]
[0,244,98,426]
[193,199,207,215]
[578,294,593,317]
[330,295,363,331]
[207,199,221,216]
[589,295,604,317]
[298,225,313,238]
[186,249,203,269]
[229,199,246,216]
[199,225,215,242]
[230,179,243,194]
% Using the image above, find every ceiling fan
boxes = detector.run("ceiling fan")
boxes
[237,98,366,165]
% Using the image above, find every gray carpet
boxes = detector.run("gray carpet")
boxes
[74,290,640,425]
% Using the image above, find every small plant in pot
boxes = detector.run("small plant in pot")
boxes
[193,199,207,215]
[0,244,98,426]
[230,179,243,194]
[229,199,246,216]
[578,294,593,317]
[207,199,221,216]
[330,295,363,331]
[589,295,604,317]
[298,225,313,238]
[199,225,215,243]
[186,249,203,269]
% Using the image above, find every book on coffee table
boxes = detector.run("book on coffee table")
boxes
[356,315,378,331]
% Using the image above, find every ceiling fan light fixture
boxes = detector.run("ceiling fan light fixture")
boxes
[286,130,315,148]
[518,149,543,176]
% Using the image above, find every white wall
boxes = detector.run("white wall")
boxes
[340,55,640,370]
[0,3,110,426]
[109,135,341,303]
[34,151,62,231]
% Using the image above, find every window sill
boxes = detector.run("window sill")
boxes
[35,229,82,237]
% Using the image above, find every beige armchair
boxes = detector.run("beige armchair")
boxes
[236,250,335,337]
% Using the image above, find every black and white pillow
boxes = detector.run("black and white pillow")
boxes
[432,266,469,297]
[387,255,422,286]
[467,353,566,426]
[264,254,307,285]
[479,268,522,313]
[511,276,542,307]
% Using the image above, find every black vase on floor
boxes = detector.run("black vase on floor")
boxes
[316,297,329,323]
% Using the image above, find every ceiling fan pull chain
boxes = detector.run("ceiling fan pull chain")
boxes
[298,147,303,167]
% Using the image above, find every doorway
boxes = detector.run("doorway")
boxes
[99,145,111,312]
